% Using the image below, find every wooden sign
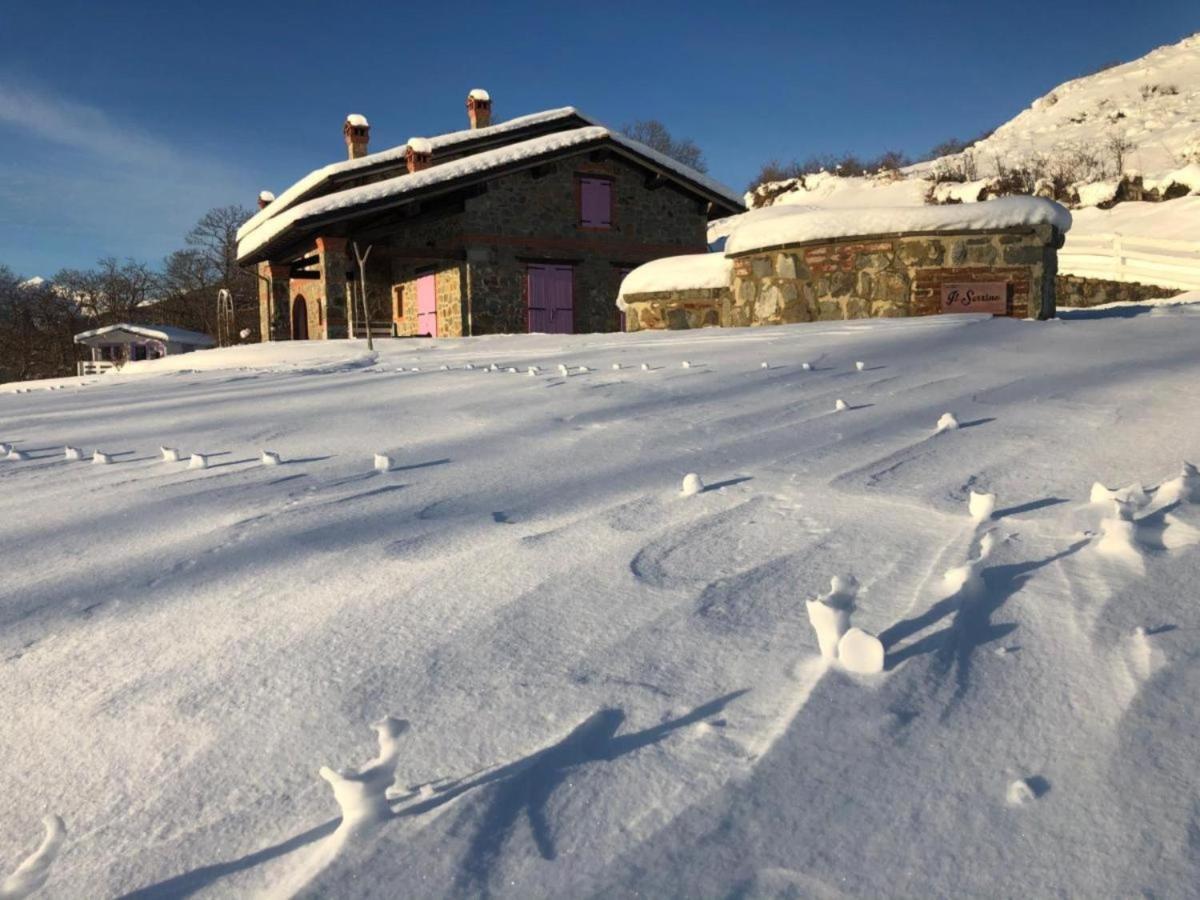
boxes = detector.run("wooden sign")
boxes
[940,281,1008,315]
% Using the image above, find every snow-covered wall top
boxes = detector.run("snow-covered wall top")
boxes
[724,197,1072,256]
[238,126,743,261]
[617,254,732,308]
[236,107,594,243]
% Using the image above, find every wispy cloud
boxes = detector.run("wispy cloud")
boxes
[0,79,256,274]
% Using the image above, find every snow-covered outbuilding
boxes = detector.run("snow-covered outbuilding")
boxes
[236,91,744,341]
[73,324,216,375]
[618,197,1072,329]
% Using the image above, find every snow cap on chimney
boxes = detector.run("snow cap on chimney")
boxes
[406,136,432,173]
[467,89,491,129]
[344,114,370,160]
[257,190,275,209]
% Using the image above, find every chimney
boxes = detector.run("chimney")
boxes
[257,190,275,210]
[343,114,370,159]
[406,137,432,173]
[467,89,492,129]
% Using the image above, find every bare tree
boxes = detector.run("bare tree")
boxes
[621,119,708,173]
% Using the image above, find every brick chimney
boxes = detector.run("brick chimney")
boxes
[343,114,370,160]
[467,89,491,129]
[406,137,432,173]
[257,190,275,210]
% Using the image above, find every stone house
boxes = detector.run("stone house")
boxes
[618,199,1072,329]
[236,92,744,340]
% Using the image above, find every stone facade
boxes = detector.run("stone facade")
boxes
[622,224,1064,330]
[1055,273,1181,308]
[256,150,712,340]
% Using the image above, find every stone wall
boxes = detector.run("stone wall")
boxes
[1055,273,1181,308]
[623,225,1063,331]
[622,288,727,331]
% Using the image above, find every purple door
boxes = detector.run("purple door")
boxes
[527,265,574,334]
[416,273,437,337]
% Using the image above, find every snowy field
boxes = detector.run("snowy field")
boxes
[3,307,1200,898]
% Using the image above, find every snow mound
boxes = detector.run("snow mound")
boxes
[969,490,996,523]
[837,627,885,674]
[160,446,180,463]
[680,473,705,497]
[261,450,282,466]
[1089,481,1149,508]
[1006,778,1040,807]
[374,453,393,473]
[834,399,848,412]
[1096,500,1144,567]
[92,451,111,466]
[1,815,65,899]
[63,446,82,461]
[806,575,858,659]
[936,412,960,433]
[319,717,409,830]
[188,453,208,470]
[1156,461,1199,505]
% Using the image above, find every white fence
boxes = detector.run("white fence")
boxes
[1059,232,1200,291]
[77,360,116,376]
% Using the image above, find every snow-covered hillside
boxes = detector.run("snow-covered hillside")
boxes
[3,303,1200,898]
[747,32,1200,216]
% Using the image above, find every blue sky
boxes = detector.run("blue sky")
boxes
[1,0,1196,276]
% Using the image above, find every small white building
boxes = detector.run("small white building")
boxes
[74,324,215,375]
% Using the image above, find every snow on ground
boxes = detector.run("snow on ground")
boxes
[2,309,1200,898]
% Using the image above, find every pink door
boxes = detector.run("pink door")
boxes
[527,265,574,334]
[417,273,437,337]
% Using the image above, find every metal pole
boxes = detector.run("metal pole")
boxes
[352,241,373,351]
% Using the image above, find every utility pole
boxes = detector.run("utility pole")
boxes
[352,241,373,351]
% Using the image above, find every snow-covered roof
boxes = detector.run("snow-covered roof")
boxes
[238,126,743,262]
[468,89,490,101]
[725,197,1072,256]
[236,107,597,243]
[617,254,732,309]
[74,324,216,346]
[346,113,369,128]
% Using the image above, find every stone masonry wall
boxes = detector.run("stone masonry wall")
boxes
[1055,273,1181,308]
[462,151,707,335]
[621,226,1062,331]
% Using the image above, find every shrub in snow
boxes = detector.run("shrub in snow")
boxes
[92,451,112,465]
[0,815,66,899]
[805,575,858,659]
[680,473,705,497]
[969,490,996,523]
[834,399,848,412]
[319,717,409,830]
[936,412,960,433]
[188,453,208,470]
[161,447,181,463]
[261,450,282,466]
[374,453,393,473]
[64,446,82,461]
[855,361,866,371]
[837,627,885,674]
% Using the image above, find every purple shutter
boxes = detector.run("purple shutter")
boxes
[417,273,437,337]
[580,177,612,228]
